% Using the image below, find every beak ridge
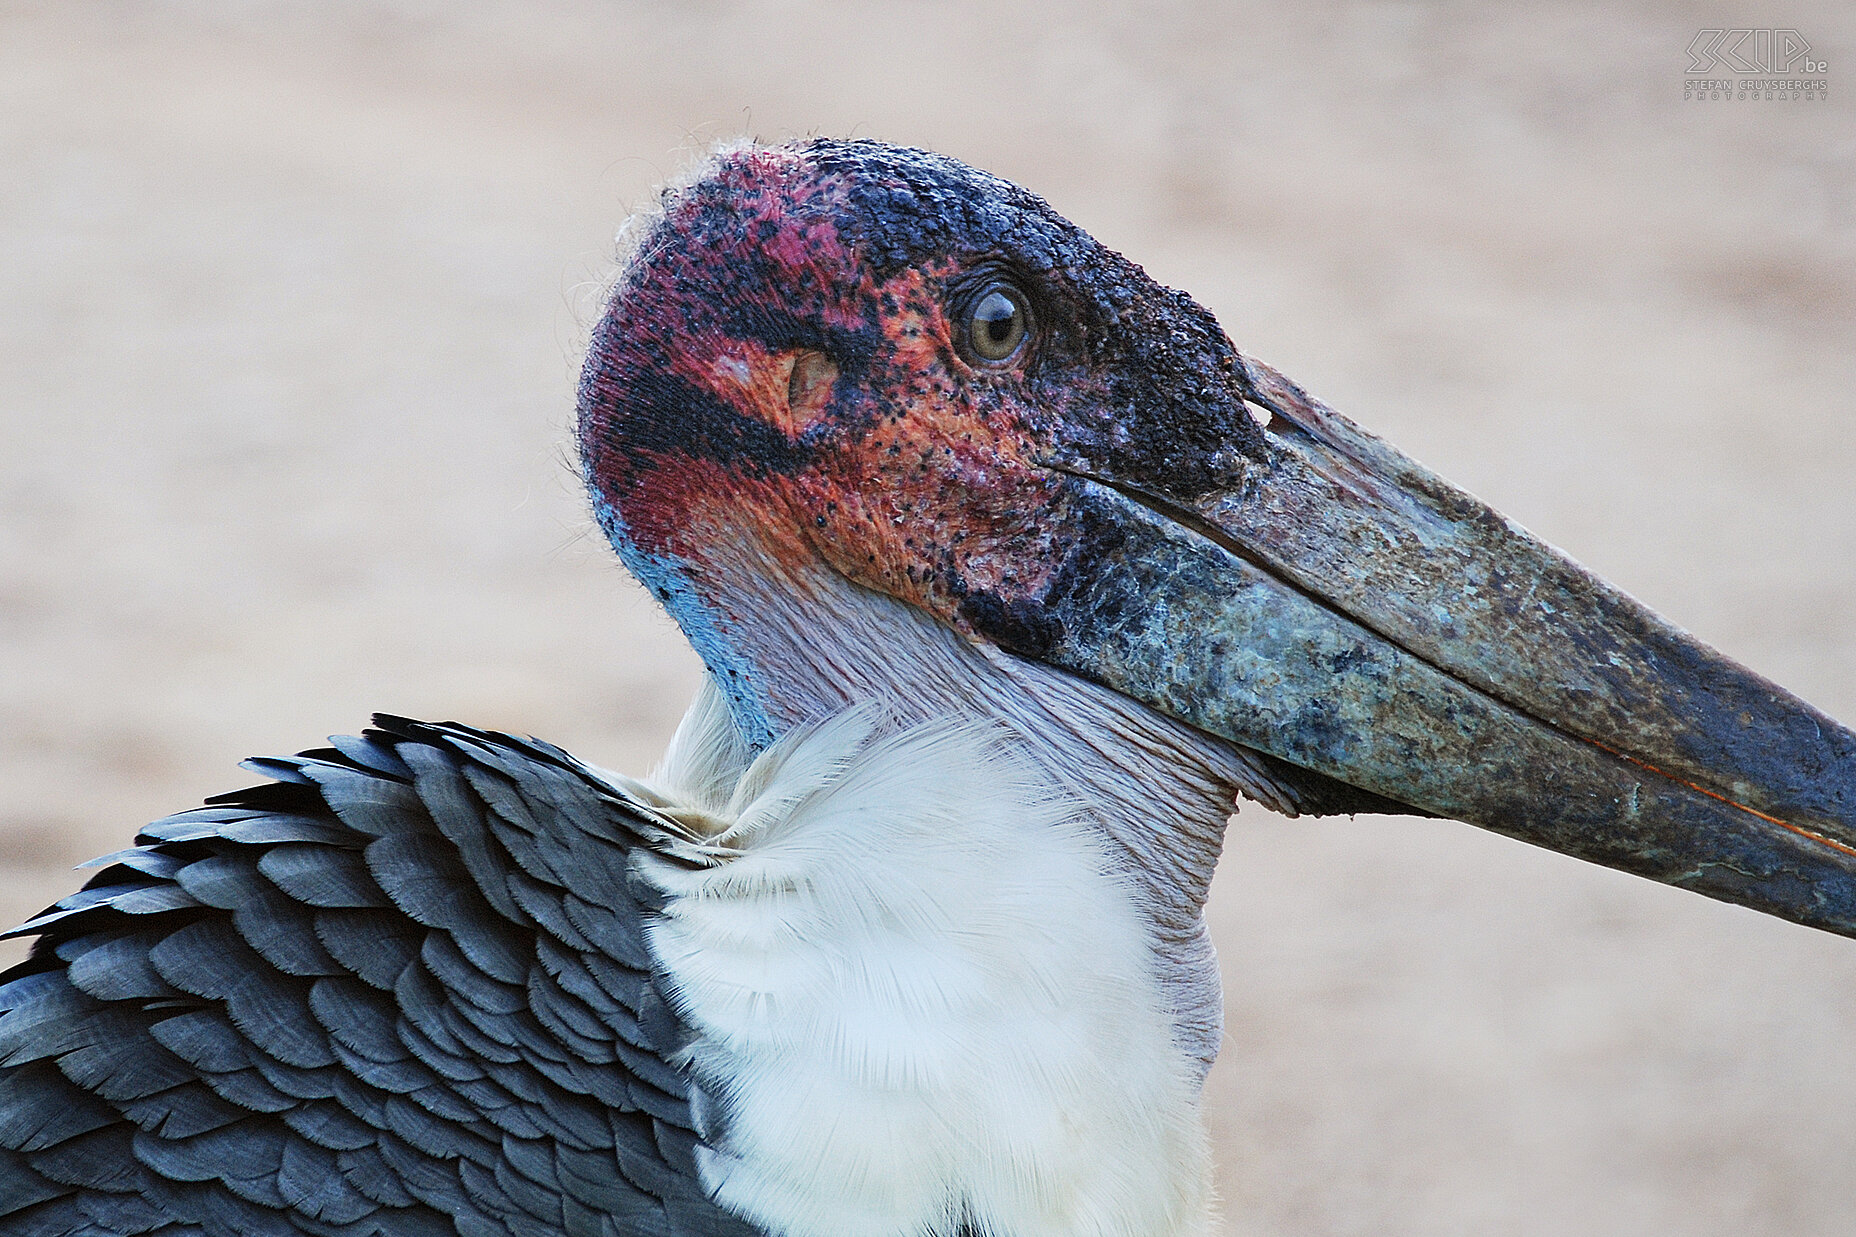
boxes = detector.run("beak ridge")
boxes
[1038,357,1856,936]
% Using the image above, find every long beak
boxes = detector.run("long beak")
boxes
[1040,359,1856,936]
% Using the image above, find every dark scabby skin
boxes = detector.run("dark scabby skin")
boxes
[576,137,1396,814]
[803,140,1270,506]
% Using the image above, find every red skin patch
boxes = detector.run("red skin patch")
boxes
[581,147,1075,647]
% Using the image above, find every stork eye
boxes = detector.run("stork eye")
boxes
[961,283,1032,364]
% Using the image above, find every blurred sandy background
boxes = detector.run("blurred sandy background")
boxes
[4,2,1854,1233]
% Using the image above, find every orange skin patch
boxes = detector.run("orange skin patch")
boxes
[793,269,1070,635]
[664,264,1072,641]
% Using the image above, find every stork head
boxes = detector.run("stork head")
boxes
[579,138,1856,939]
[575,140,1257,727]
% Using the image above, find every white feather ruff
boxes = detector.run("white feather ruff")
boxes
[621,682,1215,1237]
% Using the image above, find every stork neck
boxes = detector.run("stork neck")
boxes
[658,535,1250,1073]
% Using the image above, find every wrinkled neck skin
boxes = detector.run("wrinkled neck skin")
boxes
[656,525,1251,1076]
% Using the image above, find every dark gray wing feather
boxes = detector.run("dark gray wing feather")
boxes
[0,716,764,1237]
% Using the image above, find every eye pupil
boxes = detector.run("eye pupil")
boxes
[966,285,1029,362]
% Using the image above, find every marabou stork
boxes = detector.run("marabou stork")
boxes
[1,138,1852,1237]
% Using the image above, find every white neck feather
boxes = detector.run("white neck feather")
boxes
[622,689,1219,1237]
